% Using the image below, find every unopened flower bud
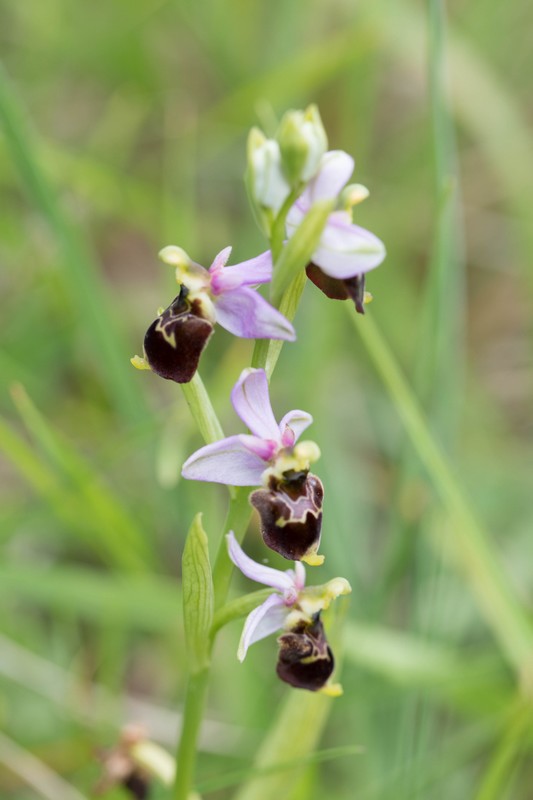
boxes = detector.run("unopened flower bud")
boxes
[246,127,290,214]
[277,104,328,186]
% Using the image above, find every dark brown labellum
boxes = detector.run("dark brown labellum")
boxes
[306,263,366,314]
[123,772,150,799]
[276,615,334,691]
[143,287,214,383]
[249,471,323,561]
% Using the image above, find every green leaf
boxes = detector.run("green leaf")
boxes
[182,513,214,673]
[0,64,147,426]
[233,690,333,800]
[270,199,333,306]
[196,745,362,794]
[0,564,180,632]
[6,385,153,571]
[349,308,533,675]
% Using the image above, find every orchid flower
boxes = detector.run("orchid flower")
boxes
[182,368,324,563]
[227,531,351,692]
[132,246,295,383]
[286,150,386,312]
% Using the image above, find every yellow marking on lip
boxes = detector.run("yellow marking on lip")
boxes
[156,318,177,348]
[320,682,343,698]
[274,506,321,527]
[130,355,151,371]
[302,552,325,567]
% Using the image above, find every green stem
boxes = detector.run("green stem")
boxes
[251,270,307,378]
[180,372,225,445]
[270,186,301,263]
[174,198,311,799]
[172,668,210,800]
[172,491,252,797]
[212,487,254,609]
[349,307,533,678]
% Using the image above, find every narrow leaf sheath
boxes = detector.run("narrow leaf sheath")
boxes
[182,513,214,673]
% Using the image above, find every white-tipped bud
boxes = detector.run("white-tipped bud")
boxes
[277,104,328,186]
[246,127,290,213]
[159,245,192,269]
[340,183,370,210]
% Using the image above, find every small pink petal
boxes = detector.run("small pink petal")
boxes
[209,246,232,274]
[278,410,313,444]
[210,250,273,294]
[281,426,295,448]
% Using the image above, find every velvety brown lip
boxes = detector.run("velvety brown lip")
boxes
[250,471,324,561]
[143,288,214,384]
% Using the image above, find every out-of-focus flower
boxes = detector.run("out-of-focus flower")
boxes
[227,532,351,692]
[182,367,324,563]
[94,726,148,799]
[285,150,386,313]
[94,725,175,798]
[132,247,295,383]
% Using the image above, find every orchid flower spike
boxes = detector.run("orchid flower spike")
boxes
[286,150,386,313]
[227,532,351,692]
[182,368,324,564]
[132,247,295,383]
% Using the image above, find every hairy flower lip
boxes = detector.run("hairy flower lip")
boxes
[142,289,214,384]
[250,472,324,562]
[276,615,335,692]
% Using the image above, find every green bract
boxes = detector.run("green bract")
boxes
[182,513,214,673]
[270,199,334,305]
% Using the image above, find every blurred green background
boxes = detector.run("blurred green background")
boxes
[1,0,533,797]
